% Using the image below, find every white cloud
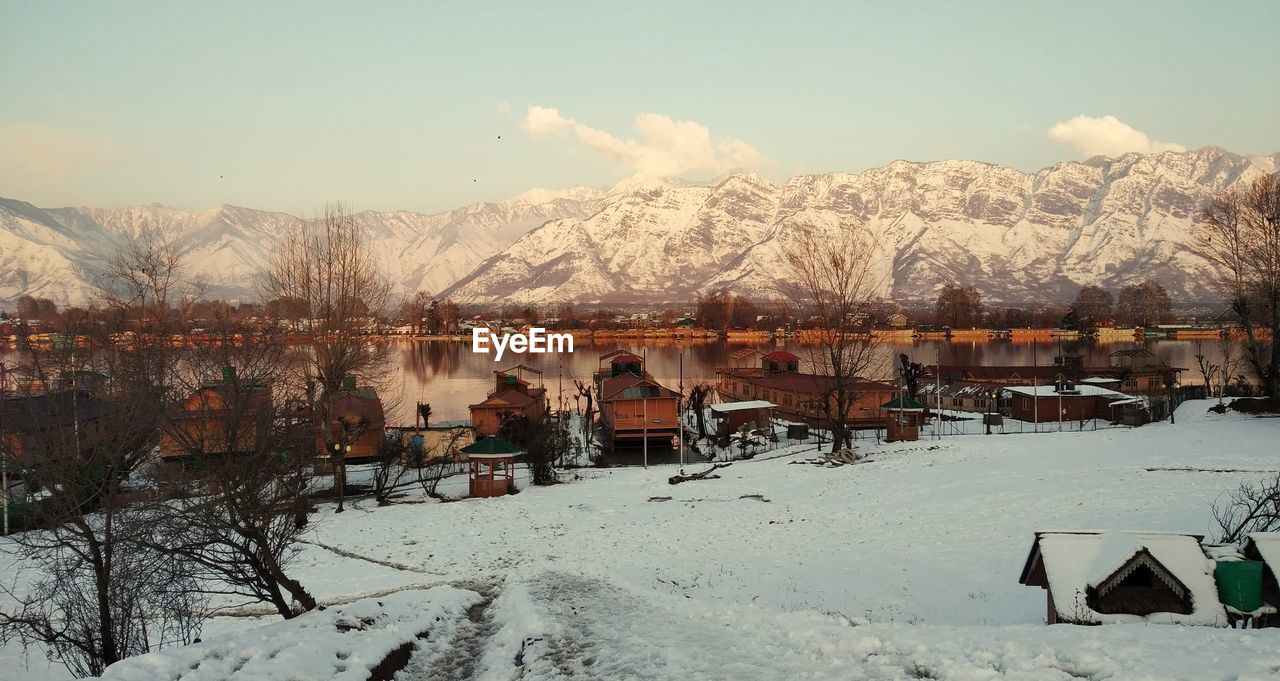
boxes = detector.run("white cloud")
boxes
[520,105,765,178]
[1047,115,1186,159]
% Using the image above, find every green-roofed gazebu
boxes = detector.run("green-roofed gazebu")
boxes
[883,395,926,442]
[461,436,524,497]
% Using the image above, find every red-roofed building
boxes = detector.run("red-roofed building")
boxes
[469,366,548,436]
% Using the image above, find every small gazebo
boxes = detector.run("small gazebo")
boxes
[461,436,524,498]
[882,395,926,442]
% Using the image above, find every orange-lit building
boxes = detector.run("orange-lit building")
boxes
[1,391,113,466]
[160,374,272,460]
[468,366,548,436]
[595,351,681,444]
[715,350,895,430]
[319,384,386,462]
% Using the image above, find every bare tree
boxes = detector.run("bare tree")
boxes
[934,284,983,328]
[153,447,318,619]
[1199,173,1280,398]
[95,227,204,397]
[1115,279,1172,329]
[0,229,221,676]
[261,203,394,512]
[415,428,470,499]
[0,357,203,676]
[399,291,431,334]
[371,432,412,505]
[498,410,567,486]
[1195,340,1222,400]
[785,226,885,452]
[1068,285,1114,329]
[148,316,319,619]
[1214,472,1280,543]
[898,354,925,400]
[687,382,712,440]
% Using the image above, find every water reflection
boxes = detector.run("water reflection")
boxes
[390,337,1223,425]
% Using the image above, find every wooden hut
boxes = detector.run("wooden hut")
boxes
[882,395,926,442]
[460,435,523,498]
[1018,531,1226,626]
[709,400,775,438]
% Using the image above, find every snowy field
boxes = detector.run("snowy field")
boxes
[3,400,1279,680]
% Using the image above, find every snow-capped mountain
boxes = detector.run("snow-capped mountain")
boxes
[0,188,604,307]
[444,147,1279,305]
[2,147,1276,309]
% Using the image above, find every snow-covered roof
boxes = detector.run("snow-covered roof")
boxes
[1025,531,1225,626]
[1004,384,1131,399]
[710,400,776,413]
[1246,533,1280,572]
[1080,377,1121,384]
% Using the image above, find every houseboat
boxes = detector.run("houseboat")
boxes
[594,350,681,445]
[160,367,272,460]
[715,350,895,431]
[317,377,385,462]
[468,365,548,436]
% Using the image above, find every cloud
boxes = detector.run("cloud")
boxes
[0,122,117,197]
[520,105,765,178]
[1047,115,1186,159]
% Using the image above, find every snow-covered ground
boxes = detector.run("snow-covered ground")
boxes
[3,401,1279,680]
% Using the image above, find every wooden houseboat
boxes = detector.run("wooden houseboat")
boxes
[715,350,895,431]
[318,378,386,462]
[469,365,548,436]
[594,351,681,445]
[160,368,272,460]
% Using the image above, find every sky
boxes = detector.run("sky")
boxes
[2,1,1278,215]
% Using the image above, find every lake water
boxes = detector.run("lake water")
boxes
[388,337,1226,425]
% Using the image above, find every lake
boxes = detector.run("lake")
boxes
[388,337,1227,425]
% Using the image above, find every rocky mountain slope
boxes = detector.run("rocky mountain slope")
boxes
[3,147,1275,309]
[0,188,604,307]
[444,147,1278,305]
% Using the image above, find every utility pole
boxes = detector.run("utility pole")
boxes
[678,350,684,466]
[642,398,648,469]
[1033,376,1039,433]
[934,345,942,439]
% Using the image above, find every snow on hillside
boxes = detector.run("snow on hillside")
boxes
[0,187,605,307]
[5,148,1277,309]
[448,147,1280,305]
[3,401,1278,680]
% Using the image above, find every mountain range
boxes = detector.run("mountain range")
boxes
[2,146,1276,310]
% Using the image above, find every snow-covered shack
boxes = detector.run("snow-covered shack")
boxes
[1018,531,1227,626]
[709,400,775,437]
[1242,532,1280,627]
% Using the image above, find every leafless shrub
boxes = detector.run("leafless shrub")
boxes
[1214,472,1280,543]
